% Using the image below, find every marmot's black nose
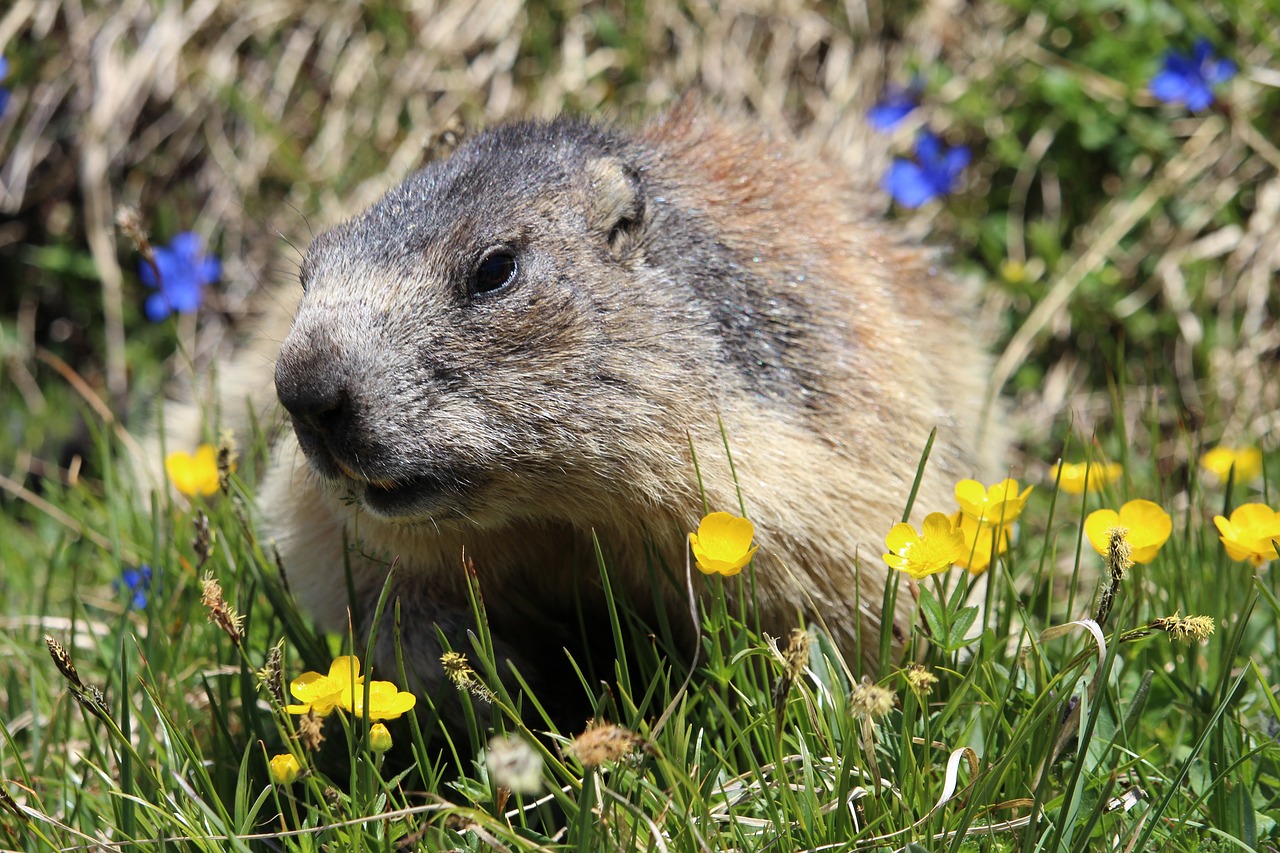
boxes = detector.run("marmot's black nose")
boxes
[275,348,351,437]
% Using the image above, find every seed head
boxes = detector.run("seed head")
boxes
[563,720,644,769]
[200,574,244,646]
[217,429,238,494]
[44,635,84,689]
[257,640,285,709]
[1151,613,1216,644]
[44,635,110,720]
[782,628,813,680]
[193,510,215,568]
[297,709,325,751]
[485,734,543,794]
[904,663,938,696]
[1106,526,1133,580]
[440,651,493,702]
[850,677,896,719]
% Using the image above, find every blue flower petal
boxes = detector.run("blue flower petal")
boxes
[138,257,158,287]
[140,232,219,322]
[941,145,972,182]
[1183,83,1215,112]
[1204,57,1237,86]
[868,101,914,132]
[169,285,202,314]
[914,131,942,163]
[200,256,222,285]
[1191,38,1213,65]
[884,160,937,208]
[1149,40,1234,111]
[1150,70,1192,105]
[0,88,9,120]
[115,564,153,609]
[145,291,172,321]
[169,231,202,256]
[868,85,919,133]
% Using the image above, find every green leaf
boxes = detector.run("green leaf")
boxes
[946,606,981,650]
[919,586,946,641]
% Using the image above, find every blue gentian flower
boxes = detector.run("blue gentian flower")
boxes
[868,82,920,133]
[139,232,221,322]
[116,564,153,609]
[0,57,11,119]
[1149,39,1236,111]
[883,132,971,208]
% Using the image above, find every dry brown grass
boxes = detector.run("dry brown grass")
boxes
[1,0,936,396]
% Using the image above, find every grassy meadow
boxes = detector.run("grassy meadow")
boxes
[2,0,1280,849]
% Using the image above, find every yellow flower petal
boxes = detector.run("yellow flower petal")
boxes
[165,444,221,497]
[1085,501,1172,565]
[1118,500,1172,563]
[883,513,965,580]
[950,510,1011,574]
[1083,509,1122,557]
[884,522,919,555]
[689,512,758,576]
[268,753,301,785]
[954,478,1032,525]
[1200,447,1263,484]
[350,681,418,720]
[1051,461,1123,495]
[369,722,393,754]
[1214,503,1280,566]
[287,655,364,716]
[953,480,988,517]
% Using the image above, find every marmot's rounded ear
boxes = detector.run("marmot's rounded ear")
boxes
[585,157,645,259]
[422,115,467,165]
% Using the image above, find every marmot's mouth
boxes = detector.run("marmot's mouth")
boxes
[290,421,477,518]
[360,472,465,518]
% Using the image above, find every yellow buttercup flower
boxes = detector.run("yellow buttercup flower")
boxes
[369,722,393,754]
[285,655,363,716]
[689,512,758,577]
[284,655,416,719]
[1200,446,1263,485]
[348,680,417,720]
[165,444,220,497]
[1213,503,1280,567]
[268,753,301,785]
[949,510,1011,574]
[954,478,1032,525]
[1050,461,1123,495]
[1084,500,1173,565]
[883,513,967,580]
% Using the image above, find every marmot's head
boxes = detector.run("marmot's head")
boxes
[274,119,710,527]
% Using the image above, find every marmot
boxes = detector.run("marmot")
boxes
[239,104,1000,706]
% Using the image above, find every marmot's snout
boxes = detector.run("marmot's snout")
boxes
[273,315,476,520]
[274,326,360,480]
[276,352,347,436]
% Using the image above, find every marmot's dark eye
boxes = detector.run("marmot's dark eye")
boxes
[472,250,518,295]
